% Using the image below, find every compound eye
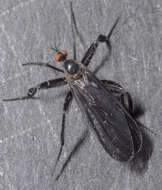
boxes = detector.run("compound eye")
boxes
[54,50,67,62]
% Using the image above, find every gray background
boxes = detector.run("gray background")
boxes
[0,0,162,189]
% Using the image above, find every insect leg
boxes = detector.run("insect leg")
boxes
[22,62,64,73]
[81,17,120,67]
[120,92,133,114]
[102,80,133,113]
[102,79,123,89]
[53,91,73,174]
[3,78,67,101]
[70,2,86,56]
[55,129,88,181]
[70,2,77,60]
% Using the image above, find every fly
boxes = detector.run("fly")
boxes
[3,2,143,180]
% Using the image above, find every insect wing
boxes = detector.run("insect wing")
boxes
[70,70,141,161]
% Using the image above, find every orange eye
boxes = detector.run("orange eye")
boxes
[54,50,67,62]
[59,50,67,55]
[54,53,61,62]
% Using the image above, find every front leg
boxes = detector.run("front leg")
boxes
[22,62,64,73]
[81,35,108,67]
[81,17,120,67]
[3,78,67,101]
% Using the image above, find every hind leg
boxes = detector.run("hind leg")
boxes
[101,80,133,113]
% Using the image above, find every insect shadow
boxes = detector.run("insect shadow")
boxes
[128,103,153,175]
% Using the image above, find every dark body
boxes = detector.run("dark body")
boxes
[69,66,142,162]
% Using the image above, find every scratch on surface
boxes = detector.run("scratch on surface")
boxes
[60,0,71,22]
[0,123,40,145]
[149,86,162,104]
[0,0,36,18]
[0,122,57,147]
[0,71,29,87]
[0,23,17,57]
[0,102,59,145]
[109,165,123,190]
[128,55,139,62]
[103,0,107,8]
[0,111,58,149]
[0,0,37,58]
[0,167,4,177]
[0,0,39,88]
[37,101,59,144]
[142,51,147,80]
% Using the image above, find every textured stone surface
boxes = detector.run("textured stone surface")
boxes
[0,0,162,189]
